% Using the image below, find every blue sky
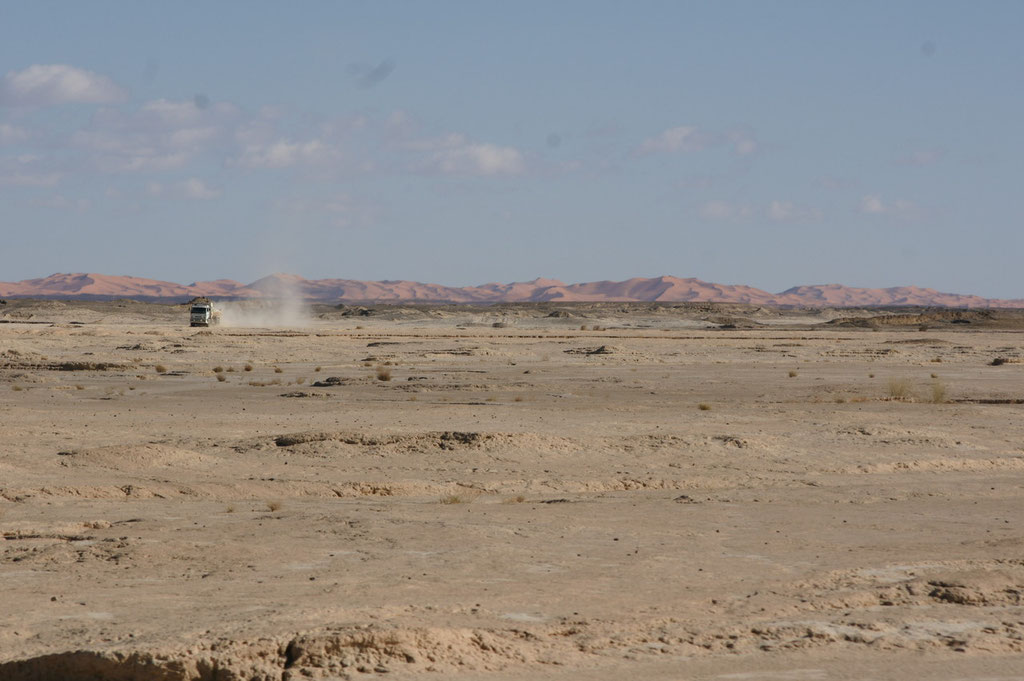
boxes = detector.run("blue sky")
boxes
[1,1,1021,296]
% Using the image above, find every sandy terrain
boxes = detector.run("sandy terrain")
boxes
[1,301,1023,680]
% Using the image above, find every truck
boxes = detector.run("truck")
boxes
[188,297,221,327]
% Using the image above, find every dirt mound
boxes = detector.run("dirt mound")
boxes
[57,444,212,470]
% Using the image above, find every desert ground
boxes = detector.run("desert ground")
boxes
[1,299,1023,680]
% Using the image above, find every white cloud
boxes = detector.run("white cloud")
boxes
[767,200,820,222]
[728,129,758,156]
[860,194,916,217]
[147,178,221,200]
[181,177,220,199]
[0,123,29,144]
[73,98,239,173]
[640,126,705,154]
[0,64,125,107]
[411,133,525,176]
[0,154,60,186]
[896,149,943,166]
[233,139,329,169]
[700,200,752,221]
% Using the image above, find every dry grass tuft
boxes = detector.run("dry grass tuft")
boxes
[376,367,392,382]
[296,377,305,385]
[314,366,322,372]
[514,396,524,402]
[503,495,527,504]
[213,366,224,373]
[216,373,227,382]
[274,367,283,373]
[887,378,913,400]
[930,380,948,404]
[75,384,85,390]
[11,385,24,391]
[226,367,236,372]
[788,370,798,378]
[154,364,167,374]
[225,505,236,513]
[698,403,711,411]
[266,500,282,512]
[244,363,254,372]
[439,494,469,505]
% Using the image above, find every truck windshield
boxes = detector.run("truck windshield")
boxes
[190,307,208,315]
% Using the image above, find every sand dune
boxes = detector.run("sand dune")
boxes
[2,272,1022,307]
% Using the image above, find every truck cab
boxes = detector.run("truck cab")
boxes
[190,302,214,327]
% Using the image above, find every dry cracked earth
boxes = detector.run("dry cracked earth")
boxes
[1,300,1023,680]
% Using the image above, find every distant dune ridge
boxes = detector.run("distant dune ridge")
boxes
[0,272,1021,307]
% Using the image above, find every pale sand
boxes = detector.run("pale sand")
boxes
[1,302,1022,680]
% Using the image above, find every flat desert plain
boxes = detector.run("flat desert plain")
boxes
[1,300,1023,680]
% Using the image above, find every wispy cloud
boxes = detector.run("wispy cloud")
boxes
[0,64,126,107]
[895,149,943,166]
[0,123,30,144]
[73,97,240,172]
[146,177,221,200]
[859,194,916,217]
[411,133,525,176]
[639,125,759,157]
[700,199,819,222]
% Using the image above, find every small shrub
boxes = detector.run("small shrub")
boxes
[244,363,253,372]
[225,505,235,513]
[355,325,364,330]
[991,358,1007,366]
[267,500,282,512]
[930,357,942,363]
[580,325,588,331]
[216,374,227,382]
[274,367,283,373]
[485,396,496,402]
[75,384,84,390]
[918,325,929,332]
[514,396,523,402]
[930,373,938,379]
[887,378,913,400]
[439,495,467,505]
[213,366,224,373]
[296,377,305,385]
[226,367,236,372]
[11,385,23,391]
[834,397,846,403]
[788,370,798,378]
[504,495,526,504]
[155,364,167,374]
[869,373,875,378]
[698,403,711,411]
[376,367,392,382]
[930,380,947,404]
[314,366,322,372]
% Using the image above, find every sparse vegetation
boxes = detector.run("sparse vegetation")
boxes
[226,367,236,372]
[274,367,283,373]
[698,403,711,411]
[788,370,798,378]
[248,379,282,387]
[504,495,526,504]
[225,505,236,513]
[869,373,875,378]
[991,357,1007,366]
[11,385,24,391]
[376,367,392,382]
[267,501,282,512]
[216,373,227,382]
[930,380,948,404]
[296,377,305,384]
[439,494,469,505]
[75,384,84,390]
[887,378,913,400]
[314,366,322,372]
[213,366,224,373]
[155,364,167,374]
[930,373,939,379]
[514,396,523,402]
[580,325,588,331]
[244,363,253,372]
